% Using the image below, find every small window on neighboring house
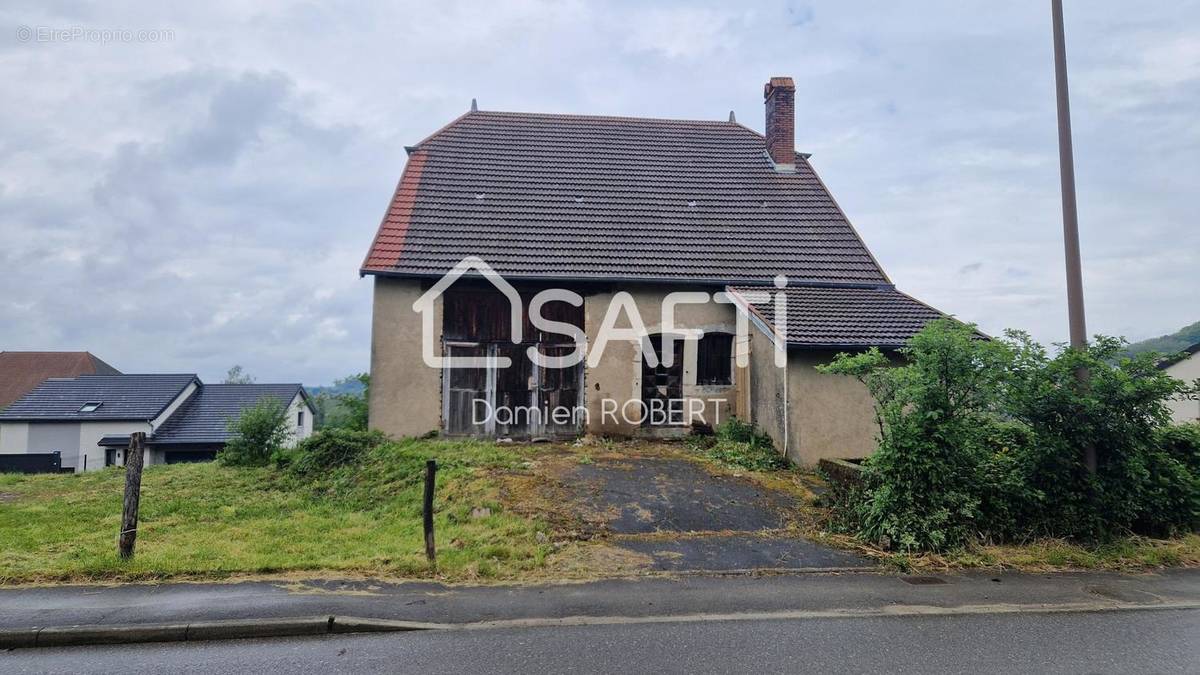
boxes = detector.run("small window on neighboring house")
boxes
[79,401,102,413]
[696,333,734,385]
[297,410,305,428]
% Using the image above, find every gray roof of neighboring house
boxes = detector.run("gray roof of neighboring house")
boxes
[361,110,890,286]
[727,285,950,348]
[0,374,198,422]
[149,384,308,445]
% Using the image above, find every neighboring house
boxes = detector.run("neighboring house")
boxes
[0,351,119,410]
[0,375,313,472]
[360,77,961,465]
[1162,343,1200,424]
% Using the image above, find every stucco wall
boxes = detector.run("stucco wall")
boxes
[747,326,788,457]
[0,422,29,454]
[370,277,442,438]
[283,393,316,447]
[786,350,881,466]
[1165,353,1200,423]
[78,421,151,472]
[26,423,81,468]
[582,285,737,436]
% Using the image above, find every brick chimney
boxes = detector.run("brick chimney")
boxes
[764,77,796,171]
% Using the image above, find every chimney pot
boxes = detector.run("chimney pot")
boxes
[764,77,796,171]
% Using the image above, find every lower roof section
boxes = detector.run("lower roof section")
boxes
[726,285,950,349]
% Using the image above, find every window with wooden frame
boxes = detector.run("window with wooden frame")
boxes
[696,332,733,385]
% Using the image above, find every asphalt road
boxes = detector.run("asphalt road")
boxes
[4,608,1197,674]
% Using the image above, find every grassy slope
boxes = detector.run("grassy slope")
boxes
[0,437,1195,584]
[0,439,548,584]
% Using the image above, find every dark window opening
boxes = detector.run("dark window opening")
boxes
[696,332,733,385]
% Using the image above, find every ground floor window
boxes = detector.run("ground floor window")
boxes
[696,332,734,385]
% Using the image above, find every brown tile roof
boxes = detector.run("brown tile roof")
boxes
[726,285,949,348]
[361,110,890,285]
[0,352,120,410]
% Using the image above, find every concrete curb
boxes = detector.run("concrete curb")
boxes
[0,615,439,650]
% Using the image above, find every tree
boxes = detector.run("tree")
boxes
[315,373,369,431]
[335,373,370,431]
[224,365,255,384]
[220,397,289,467]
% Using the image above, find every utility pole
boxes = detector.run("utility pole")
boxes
[1051,0,1096,474]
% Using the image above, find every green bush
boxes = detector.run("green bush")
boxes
[820,320,1012,551]
[220,397,291,467]
[689,418,789,472]
[819,320,1200,552]
[286,428,388,477]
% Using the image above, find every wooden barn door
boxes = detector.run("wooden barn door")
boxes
[537,345,585,437]
[443,344,490,436]
[641,334,684,426]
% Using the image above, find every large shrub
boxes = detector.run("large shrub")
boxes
[820,321,1200,552]
[819,320,1014,550]
[220,397,291,467]
[1000,334,1195,539]
[286,428,388,477]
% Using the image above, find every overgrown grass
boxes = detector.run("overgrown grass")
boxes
[686,418,790,472]
[0,439,550,584]
[875,534,1200,573]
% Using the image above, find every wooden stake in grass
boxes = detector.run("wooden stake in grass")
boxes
[118,432,145,560]
[423,459,437,563]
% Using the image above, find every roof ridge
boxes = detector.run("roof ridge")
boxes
[204,382,303,387]
[466,109,745,127]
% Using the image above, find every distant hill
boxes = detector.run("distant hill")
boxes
[307,379,366,398]
[1125,320,1200,356]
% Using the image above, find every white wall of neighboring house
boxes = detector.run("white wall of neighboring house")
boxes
[0,420,152,472]
[284,393,315,447]
[78,421,153,472]
[27,423,85,469]
[0,422,30,454]
[1165,353,1200,424]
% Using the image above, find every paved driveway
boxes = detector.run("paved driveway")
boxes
[555,451,871,572]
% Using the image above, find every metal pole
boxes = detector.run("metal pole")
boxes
[1051,0,1096,474]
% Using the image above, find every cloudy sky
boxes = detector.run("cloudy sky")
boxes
[1,1,1197,385]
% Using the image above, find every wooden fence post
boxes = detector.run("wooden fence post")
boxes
[423,459,437,563]
[118,432,145,560]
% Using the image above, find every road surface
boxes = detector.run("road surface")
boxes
[4,606,1196,674]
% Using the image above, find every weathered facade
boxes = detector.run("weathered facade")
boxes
[369,278,744,441]
[361,77,962,465]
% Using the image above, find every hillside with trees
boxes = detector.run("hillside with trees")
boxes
[1125,321,1200,356]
